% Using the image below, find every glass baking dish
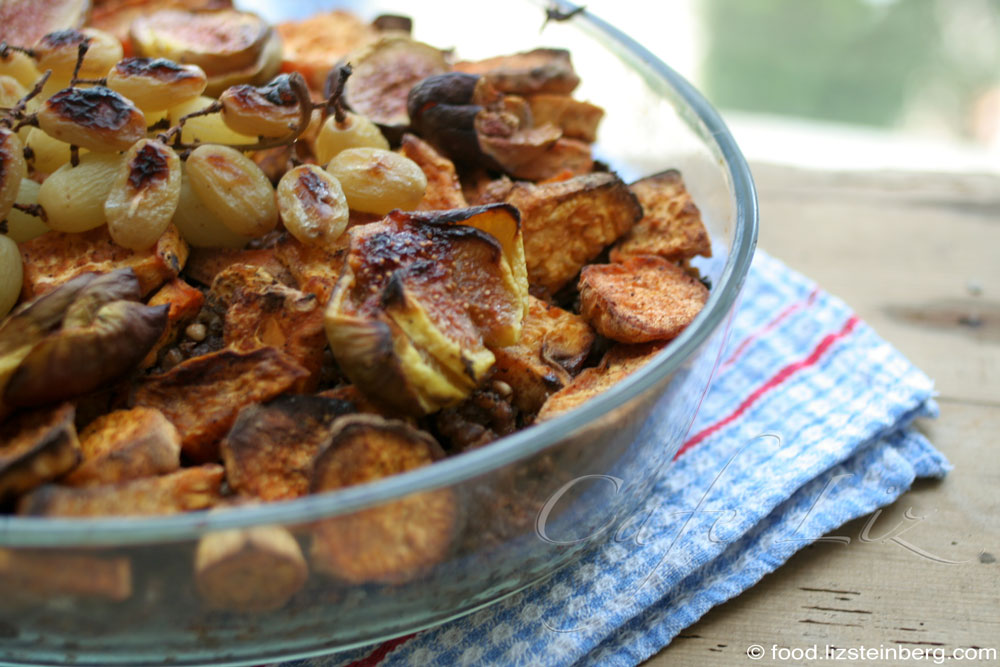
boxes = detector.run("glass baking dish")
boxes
[0,1,757,664]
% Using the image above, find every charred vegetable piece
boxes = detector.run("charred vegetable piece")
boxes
[18,464,224,517]
[2,269,169,409]
[398,133,468,210]
[272,234,348,304]
[434,388,517,452]
[324,205,527,415]
[132,347,309,462]
[454,48,580,96]
[140,278,206,368]
[526,94,604,143]
[579,256,709,343]
[538,342,667,420]
[221,394,355,501]
[61,407,181,487]
[19,224,188,299]
[310,415,456,583]
[503,172,642,294]
[0,548,131,603]
[339,34,450,142]
[195,524,307,612]
[610,170,713,263]
[212,264,327,390]
[492,295,595,414]
[0,403,79,504]
[184,246,293,287]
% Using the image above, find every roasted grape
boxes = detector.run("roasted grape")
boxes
[168,95,254,146]
[105,139,181,250]
[0,129,26,222]
[106,58,207,112]
[325,147,426,215]
[172,165,253,249]
[4,179,49,243]
[38,151,123,232]
[0,49,41,89]
[185,144,278,238]
[33,28,123,84]
[0,234,21,318]
[37,86,146,152]
[24,127,78,175]
[276,165,349,249]
[313,112,389,164]
[219,74,301,138]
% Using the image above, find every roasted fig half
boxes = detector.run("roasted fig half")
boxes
[324,204,528,415]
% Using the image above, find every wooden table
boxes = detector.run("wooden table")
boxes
[647,164,1000,665]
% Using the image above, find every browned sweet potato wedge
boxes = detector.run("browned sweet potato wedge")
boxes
[399,133,468,210]
[316,384,394,418]
[579,256,709,343]
[212,265,327,389]
[0,403,79,504]
[19,225,188,299]
[183,246,294,288]
[526,94,604,142]
[537,342,667,419]
[273,233,348,304]
[141,278,205,368]
[132,347,309,462]
[195,524,307,612]
[221,395,356,501]
[0,548,132,603]
[503,173,641,294]
[455,48,580,95]
[18,464,225,517]
[492,295,595,413]
[610,170,712,262]
[61,407,181,487]
[310,415,456,583]
[276,10,376,89]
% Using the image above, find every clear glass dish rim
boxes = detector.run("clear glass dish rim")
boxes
[0,1,759,547]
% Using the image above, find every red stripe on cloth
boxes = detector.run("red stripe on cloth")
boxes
[675,314,860,460]
[721,287,820,370]
[345,634,416,667]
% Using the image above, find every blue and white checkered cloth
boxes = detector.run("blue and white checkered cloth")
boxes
[296,250,949,667]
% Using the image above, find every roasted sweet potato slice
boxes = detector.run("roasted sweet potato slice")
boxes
[455,48,580,95]
[579,256,709,343]
[276,10,376,90]
[398,133,468,210]
[19,224,188,299]
[212,265,327,389]
[492,295,595,413]
[195,524,308,612]
[18,464,224,517]
[273,233,348,304]
[310,415,456,583]
[183,246,294,288]
[503,173,642,294]
[0,548,132,603]
[526,94,604,142]
[61,407,181,487]
[537,342,667,419]
[140,278,205,368]
[132,347,309,462]
[610,170,712,262]
[221,395,355,501]
[0,403,79,504]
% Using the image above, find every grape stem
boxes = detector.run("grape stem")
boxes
[324,64,353,126]
[2,70,50,130]
[12,202,47,222]
[0,42,36,59]
[69,40,92,87]
[160,72,318,154]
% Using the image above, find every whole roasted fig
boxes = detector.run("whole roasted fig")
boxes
[0,268,168,413]
[407,72,485,167]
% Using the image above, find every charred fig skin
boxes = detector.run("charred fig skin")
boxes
[61,269,142,329]
[5,301,169,407]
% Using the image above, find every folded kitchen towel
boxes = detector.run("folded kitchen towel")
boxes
[286,250,950,667]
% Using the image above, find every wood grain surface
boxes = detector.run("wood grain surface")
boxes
[646,164,1000,665]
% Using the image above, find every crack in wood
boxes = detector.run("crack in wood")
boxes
[799,618,863,628]
[893,640,947,646]
[802,605,873,615]
[799,586,861,595]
